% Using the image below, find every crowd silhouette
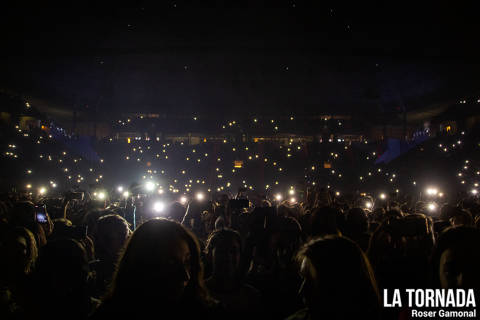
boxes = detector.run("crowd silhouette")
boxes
[1,185,480,320]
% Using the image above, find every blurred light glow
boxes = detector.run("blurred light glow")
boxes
[145,181,155,192]
[153,201,165,213]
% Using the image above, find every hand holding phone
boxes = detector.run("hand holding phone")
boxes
[35,205,48,223]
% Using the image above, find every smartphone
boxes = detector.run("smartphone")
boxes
[35,205,48,223]
[229,199,249,209]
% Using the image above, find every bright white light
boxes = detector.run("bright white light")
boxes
[38,187,47,195]
[97,192,106,200]
[158,189,164,194]
[123,191,130,198]
[379,193,386,200]
[145,181,155,192]
[290,197,297,204]
[288,189,295,195]
[426,188,438,196]
[52,183,57,188]
[335,191,340,196]
[275,194,283,201]
[365,202,373,209]
[428,203,437,211]
[196,192,205,201]
[472,189,478,195]
[180,196,187,204]
[438,192,444,197]
[117,186,124,193]
[153,201,165,213]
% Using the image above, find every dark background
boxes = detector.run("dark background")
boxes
[1,1,480,117]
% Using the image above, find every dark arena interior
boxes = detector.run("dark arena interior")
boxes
[1,2,480,319]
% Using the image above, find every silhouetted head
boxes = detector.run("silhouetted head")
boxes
[0,226,38,278]
[35,238,89,298]
[206,228,242,280]
[268,216,303,268]
[449,208,474,227]
[310,206,340,238]
[297,235,380,319]
[109,218,207,307]
[431,226,480,289]
[95,214,130,260]
[345,207,368,236]
[10,201,36,231]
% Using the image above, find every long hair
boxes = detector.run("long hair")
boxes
[16,226,38,274]
[430,226,480,289]
[105,218,212,308]
[296,235,381,319]
[0,225,38,275]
